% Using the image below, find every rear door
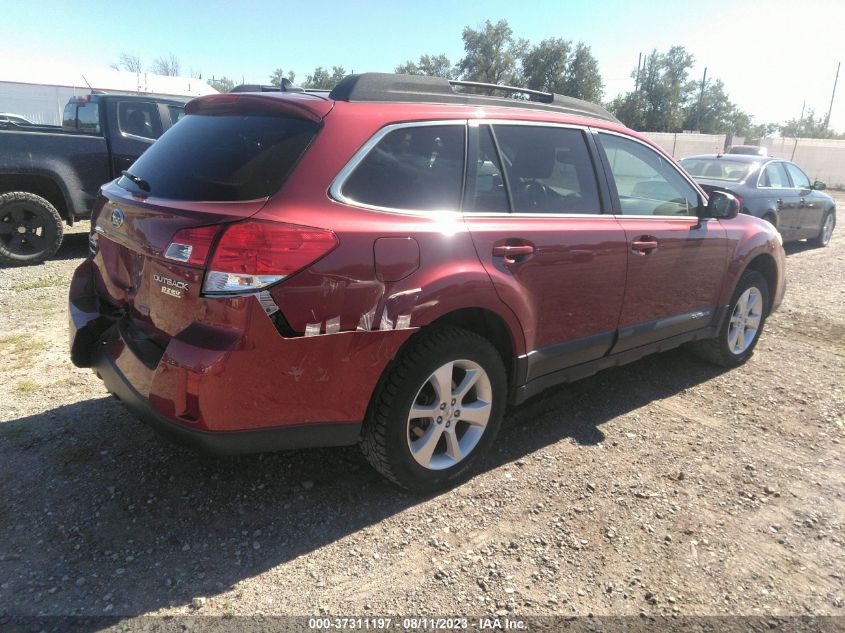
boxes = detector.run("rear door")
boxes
[462,122,628,382]
[595,131,729,352]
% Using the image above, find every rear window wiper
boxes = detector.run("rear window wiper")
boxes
[121,170,151,192]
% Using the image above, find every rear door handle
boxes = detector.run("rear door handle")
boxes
[492,243,534,264]
[631,238,659,255]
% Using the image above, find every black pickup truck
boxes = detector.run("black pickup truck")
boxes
[0,92,188,265]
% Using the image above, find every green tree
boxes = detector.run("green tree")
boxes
[395,54,456,79]
[780,108,845,139]
[562,43,603,102]
[521,38,570,93]
[608,46,696,132]
[458,19,527,85]
[269,68,296,87]
[208,76,235,93]
[302,66,346,89]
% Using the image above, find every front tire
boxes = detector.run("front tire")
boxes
[360,326,507,492]
[810,210,835,248]
[0,192,64,265]
[690,270,770,367]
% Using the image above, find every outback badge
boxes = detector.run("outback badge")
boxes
[153,273,188,298]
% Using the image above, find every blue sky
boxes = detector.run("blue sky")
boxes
[1,0,843,130]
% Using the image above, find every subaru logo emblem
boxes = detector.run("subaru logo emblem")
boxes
[111,208,125,229]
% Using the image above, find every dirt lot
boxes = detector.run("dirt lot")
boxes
[0,201,843,624]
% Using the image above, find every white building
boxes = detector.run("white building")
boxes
[0,62,218,125]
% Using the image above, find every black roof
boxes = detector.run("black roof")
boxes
[328,73,620,123]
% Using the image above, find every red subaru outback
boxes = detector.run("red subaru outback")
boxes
[69,74,785,491]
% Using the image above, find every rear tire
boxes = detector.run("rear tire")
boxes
[0,192,64,265]
[359,326,507,492]
[810,210,835,248]
[690,270,769,367]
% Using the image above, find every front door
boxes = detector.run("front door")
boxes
[783,162,822,238]
[462,123,628,382]
[595,131,729,352]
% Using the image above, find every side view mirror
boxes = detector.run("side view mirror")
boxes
[704,190,740,220]
[812,180,826,191]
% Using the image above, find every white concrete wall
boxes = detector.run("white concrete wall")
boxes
[641,131,845,189]
[760,137,845,189]
[640,132,727,158]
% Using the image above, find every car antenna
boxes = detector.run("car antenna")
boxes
[81,74,93,91]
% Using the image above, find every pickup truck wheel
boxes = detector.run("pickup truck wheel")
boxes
[359,326,507,492]
[810,211,835,247]
[690,270,769,368]
[0,192,63,265]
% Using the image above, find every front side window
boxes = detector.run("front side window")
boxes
[784,163,811,189]
[599,133,699,216]
[118,101,163,140]
[760,162,790,188]
[341,124,465,211]
[493,125,601,214]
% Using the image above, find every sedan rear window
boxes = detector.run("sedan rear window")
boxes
[681,158,756,182]
[117,113,318,201]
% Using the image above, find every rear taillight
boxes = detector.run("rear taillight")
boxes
[165,225,222,266]
[202,220,338,295]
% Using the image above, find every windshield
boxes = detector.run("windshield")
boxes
[680,158,757,182]
[117,113,318,201]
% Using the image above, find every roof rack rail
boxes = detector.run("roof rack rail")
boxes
[229,78,304,93]
[447,79,554,102]
[329,73,619,123]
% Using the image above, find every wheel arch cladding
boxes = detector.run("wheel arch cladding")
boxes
[0,173,71,220]
[412,308,516,384]
[744,253,778,311]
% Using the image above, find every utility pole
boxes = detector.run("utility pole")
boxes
[695,67,708,131]
[824,61,840,130]
[634,52,642,91]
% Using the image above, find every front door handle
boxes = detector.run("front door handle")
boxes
[776,198,783,208]
[631,237,659,255]
[492,243,534,264]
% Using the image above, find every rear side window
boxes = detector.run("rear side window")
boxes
[760,162,790,188]
[118,101,163,140]
[168,105,186,125]
[117,113,318,201]
[341,124,465,211]
[464,126,509,213]
[493,125,601,214]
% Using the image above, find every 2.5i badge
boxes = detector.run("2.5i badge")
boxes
[153,273,188,298]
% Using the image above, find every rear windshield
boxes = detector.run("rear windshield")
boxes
[117,113,318,201]
[680,158,756,182]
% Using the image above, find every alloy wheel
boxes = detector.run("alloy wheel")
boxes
[821,214,834,245]
[406,359,493,470]
[727,287,763,355]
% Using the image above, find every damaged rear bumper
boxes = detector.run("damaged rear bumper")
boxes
[68,259,414,452]
[92,346,361,454]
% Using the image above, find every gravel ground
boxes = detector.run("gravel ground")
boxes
[0,202,843,624]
